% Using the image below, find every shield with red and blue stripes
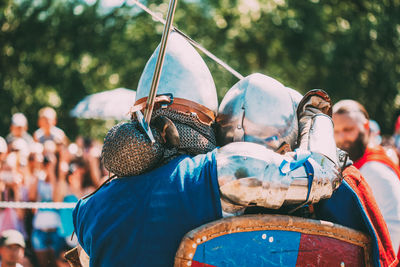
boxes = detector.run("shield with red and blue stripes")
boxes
[175,214,371,267]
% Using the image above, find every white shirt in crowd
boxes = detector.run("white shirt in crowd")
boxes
[360,161,400,251]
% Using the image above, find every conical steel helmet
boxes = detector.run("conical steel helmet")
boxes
[217,73,298,151]
[135,31,218,114]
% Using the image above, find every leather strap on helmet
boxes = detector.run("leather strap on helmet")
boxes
[132,96,216,125]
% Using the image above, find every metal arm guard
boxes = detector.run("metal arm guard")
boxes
[217,115,341,215]
[302,113,339,166]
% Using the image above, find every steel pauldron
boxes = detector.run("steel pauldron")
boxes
[217,114,341,215]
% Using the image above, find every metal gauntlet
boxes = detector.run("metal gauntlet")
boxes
[216,141,341,215]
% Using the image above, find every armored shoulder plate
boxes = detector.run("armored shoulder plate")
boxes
[216,142,341,215]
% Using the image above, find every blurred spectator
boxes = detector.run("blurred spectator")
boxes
[0,138,29,237]
[333,99,400,254]
[393,115,400,160]
[381,135,400,166]
[369,120,399,165]
[54,158,96,203]
[1,113,105,266]
[0,137,7,167]
[7,138,31,204]
[369,119,382,146]
[6,113,34,148]
[81,137,102,187]
[8,139,30,173]
[0,137,22,234]
[0,229,29,267]
[55,157,97,266]
[394,115,400,138]
[34,107,69,190]
[72,137,103,184]
[28,140,63,267]
[33,107,66,145]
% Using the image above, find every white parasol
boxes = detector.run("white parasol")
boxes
[70,88,136,120]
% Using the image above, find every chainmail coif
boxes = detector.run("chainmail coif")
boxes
[101,107,217,177]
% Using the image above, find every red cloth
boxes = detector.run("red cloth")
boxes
[353,145,400,180]
[395,116,400,133]
[354,145,400,265]
[343,166,398,267]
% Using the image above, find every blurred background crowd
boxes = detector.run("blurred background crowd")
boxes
[0,108,106,267]
[1,0,400,266]
[2,106,400,266]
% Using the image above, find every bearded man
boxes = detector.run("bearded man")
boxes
[332,99,400,259]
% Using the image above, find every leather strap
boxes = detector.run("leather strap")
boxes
[131,96,216,125]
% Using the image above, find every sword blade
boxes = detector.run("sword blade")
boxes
[143,0,179,125]
[131,0,244,80]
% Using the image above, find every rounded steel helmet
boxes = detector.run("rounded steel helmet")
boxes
[135,31,218,115]
[216,73,298,151]
[102,31,218,177]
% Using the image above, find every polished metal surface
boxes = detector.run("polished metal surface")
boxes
[217,73,298,151]
[144,0,178,124]
[308,114,339,167]
[307,152,342,198]
[136,32,218,114]
[216,142,341,214]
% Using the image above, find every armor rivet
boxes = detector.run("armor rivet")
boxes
[202,236,207,241]
[192,243,196,248]
[187,260,192,266]
[237,125,242,129]
[262,234,267,240]
[269,236,274,243]
[196,238,201,243]
[188,253,193,258]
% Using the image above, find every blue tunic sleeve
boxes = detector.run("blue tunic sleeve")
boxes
[73,150,221,267]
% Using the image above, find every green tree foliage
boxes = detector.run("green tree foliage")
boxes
[1,0,399,138]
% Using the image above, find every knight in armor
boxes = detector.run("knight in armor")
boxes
[72,32,396,267]
[214,74,397,267]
